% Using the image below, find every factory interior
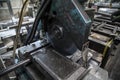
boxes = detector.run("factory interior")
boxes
[0,0,120,80]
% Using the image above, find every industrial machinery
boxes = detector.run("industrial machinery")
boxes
[0,0,109,80]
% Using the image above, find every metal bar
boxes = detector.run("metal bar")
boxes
[94,18,120,26]
[9,21,34,29]
[0,59,30,77]
[95,12,111,17]
[97,5,120,9]
[23,43,50,58]
[7,0,14,17]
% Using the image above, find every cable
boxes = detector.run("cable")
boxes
[13,0,29,61]
[25,0,51,45]
[25,0,48,44]
[25,0,46,44]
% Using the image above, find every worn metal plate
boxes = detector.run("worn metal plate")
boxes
[32,48,85,80]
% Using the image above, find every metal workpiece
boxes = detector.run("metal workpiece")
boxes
[95,3,120,9]
[88,32,113,54]
[95,12,111,17]
[91,22,120,37]
[94,8,120,26]
[96,16,111,21]
[89,35,111,47]
[94,17,120,26]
